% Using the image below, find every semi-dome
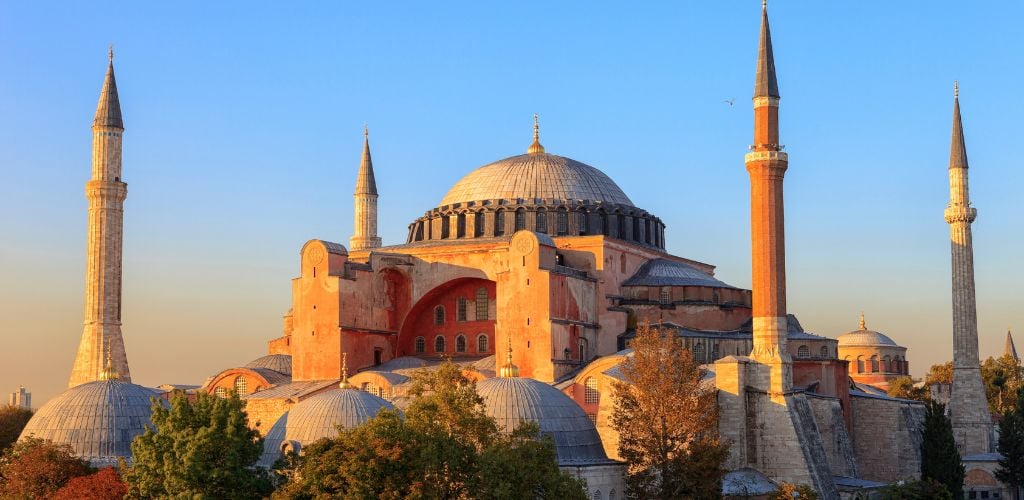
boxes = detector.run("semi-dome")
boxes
[259,385,394,467]
[244,354,292,375]
[440,153,634,207]
[476,376,611,465]
[18,379,160,467]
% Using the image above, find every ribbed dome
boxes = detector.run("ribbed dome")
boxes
[838,329,899,348]
[476,377,610,465]
[18,379,160,467]
[259,387,393,467]
[244,354,292,375]
[439,153,634,207]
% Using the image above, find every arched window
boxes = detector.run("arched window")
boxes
[821,346,829,358]
[214,387,227,398]
[593,490,603,500]
[600,211,609,235]
[617,213,626,239]
[441,216,450,239]
[435,335,446,353]
[456,335,467,353]
[456,297,468,322]
[578,210,589,235]
[644,219,652,244]
[434,305,445,325]
[883,355,892,373]
[494,209,505,236]
[584,377,600,404]
[856,356,864,373]
[632,216,640,241]
[693,343,705,363]
[475,288,488,320]
[233,376,247,394]
[609,489,616,500]
[515,208,526,231]
[536,208,548,234]
[477,334,488,353]
[415,336,425,353]
[474,212,485,237]
[361,382,377,395]
[712,343,720,360]
[797,345,810,358]
[456,213,466,238]
[415,223,424,241]
[870,355,879,372]
[556,209,568,235]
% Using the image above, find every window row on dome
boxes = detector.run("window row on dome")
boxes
[414,333,490,355]
[847,354,909,375]
[407,204,665,249]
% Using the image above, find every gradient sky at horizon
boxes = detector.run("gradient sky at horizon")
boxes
[2,1,1023,404]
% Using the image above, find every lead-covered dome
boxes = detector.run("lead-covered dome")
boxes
[440,153,634,207]
[18,379,160,467]
[476,376,611,465]
[244,354,292,376]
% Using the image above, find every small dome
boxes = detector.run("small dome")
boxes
[623,258,738,288]
[476,377,609,465]
[244,354,292,375]
[18,379,160,467]
[838,329,899,347]
[259,387,393,467]
[440,153,634,207]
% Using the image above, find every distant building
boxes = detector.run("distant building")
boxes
[8,386,30,410]
[838,313,909,390]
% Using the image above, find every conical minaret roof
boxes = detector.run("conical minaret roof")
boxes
[950,82,968,170]
[354,127,377,195]
[93,47,123,129]
[1006,330,1019,361]
[754,1,780,99]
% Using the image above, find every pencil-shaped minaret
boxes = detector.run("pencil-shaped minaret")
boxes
[350,127,381,251]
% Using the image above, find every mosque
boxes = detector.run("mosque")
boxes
[17,3,1011,499]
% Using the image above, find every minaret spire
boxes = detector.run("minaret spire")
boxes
[944,83,990,454]
[1005,329,1019,362]
[70,50,131,386]
[754,0,779,100]
[350,126,382,251]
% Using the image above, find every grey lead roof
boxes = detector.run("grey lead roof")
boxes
[355,130,378,195]
[950,90,969,170]
[94,60,123,129]
[476,377,615,465]
[244,354,292,376]
[439,153,634,207]
[754,4,780,99]
[18,379,161,467]
[622,258,737,289]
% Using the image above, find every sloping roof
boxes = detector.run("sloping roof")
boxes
[244,354,292,376]
[243,380,339,401]
[722,468,778,496]
[622,258,737,288]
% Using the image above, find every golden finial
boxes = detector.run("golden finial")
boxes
[363,124,368,140]
[108,44,114,63]
[498,337,520,378]
[858,311,866,331]
[762,0,767,9]
[954,80,959,98]
[527,113,545,155]
[339,352,351,389]
[100,343,119,381]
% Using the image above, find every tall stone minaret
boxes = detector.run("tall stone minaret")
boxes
[349,127,381,251]
[745,0,791,394]
[69,48,131,387]
[945,82,990,454]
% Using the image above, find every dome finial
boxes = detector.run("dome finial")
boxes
[339,352,352,389]
[527,114,545,155]
[859,311,866,331]
[499,337,520,378]
[364,124,368,139]
[100,342,119,381]
[954,80,959,99]
[108,44,114,63]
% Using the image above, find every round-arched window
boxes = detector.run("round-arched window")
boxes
[435,335,446,353]
[415,336,426,353]
[214,387,227,398]
[584,377,600,404]
[797,345,810,358]
[234,376,247,395]
[434,305,445,325]
[477,334,489,353]
[456,335,467,353]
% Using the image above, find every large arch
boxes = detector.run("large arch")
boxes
[396,277,497,358]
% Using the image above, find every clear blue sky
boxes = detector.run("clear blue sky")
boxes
[2,1,1022,403]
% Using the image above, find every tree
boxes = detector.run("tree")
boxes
[52,467,128,500]
[982,355,1024,414]
[925,361,954,385]
[0,405,34,453]
[0,436,93,498]
[273,360,585,499]
[920,400,964,499]
[611,323,730,499]
[770,482,818,499]
[997,388,1024,500]
[887,376,927,401]
[878,479,952,499]
[122,391,272,499]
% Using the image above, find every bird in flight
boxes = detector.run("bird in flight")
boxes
[723,98,735,106]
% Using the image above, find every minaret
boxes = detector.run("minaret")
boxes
[944,82,990,454]
[1005,330,1019,362]
[349,127,381,251]
[745,0,790,393]
[69,48,131,387]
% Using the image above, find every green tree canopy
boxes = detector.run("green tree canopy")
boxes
[920,400,964,499]
[996,387,1024,499]
[887,376,928,401]
[273,360,586,499]
[611,323,729,499]
[0,436,93,498]
[925,362,954,385]
[122,391,272,499]
[0,405,34,453]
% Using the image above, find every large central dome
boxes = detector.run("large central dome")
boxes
[439,153,634,207]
